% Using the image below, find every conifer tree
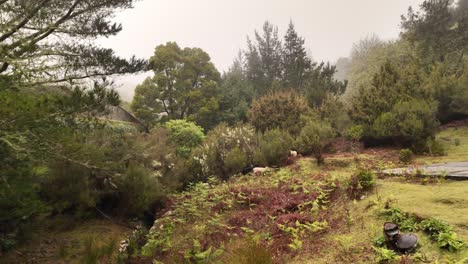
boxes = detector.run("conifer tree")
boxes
[282,21,312,90]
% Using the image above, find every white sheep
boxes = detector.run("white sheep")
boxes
[290,150,298,157]
[253,167,268,176]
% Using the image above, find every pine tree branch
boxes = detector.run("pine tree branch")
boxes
[0,0,51,42]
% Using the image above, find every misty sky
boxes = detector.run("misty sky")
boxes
[98,0,425,101]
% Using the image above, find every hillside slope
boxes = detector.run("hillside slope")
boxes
[137,126,468,263]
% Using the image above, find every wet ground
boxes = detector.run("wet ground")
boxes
[383,162,468,180]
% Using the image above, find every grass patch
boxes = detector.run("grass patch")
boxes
[417,126,468,163]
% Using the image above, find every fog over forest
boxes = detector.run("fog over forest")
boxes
[98,0,424,101]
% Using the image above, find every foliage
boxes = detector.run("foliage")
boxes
[372,246,400,263]
[304,62,347,107]
[115,165,166,218]
[191,124,257,180]
[347,169,376,199]
[318,95,352,135]
[42,161,97,214]
[218,55,254,125]
[420,218,465,252]
[399,149,414,164]
[257,128,293,166]
[436,232,465,252]
[281,21,312,90]
[131,42,221,129]
[350,59,439,151]
[248,90,310,136]
[0,0,146,89]
[244,21,283,96]
[295,118,335,164]
[164,119,205,159]
[243,20,345,105]
[425,138,447,156]
[184,239,223,264]
[420,218,453,239]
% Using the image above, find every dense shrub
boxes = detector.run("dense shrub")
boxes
[164,119,205,159]
[425,139,446,156]
[372,99,439,152]
[248,91,310,136]
[192,124,257,180]
[0,149,46,251]
[115,165,166,217]
[347,169,376,199]
[295,118,335,164]
[318,95,352,135]
[257,128,293,166]
[42,161,98,214]
[399,148,413,164]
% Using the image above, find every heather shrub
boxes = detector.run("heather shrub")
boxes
[248,91,310,136]
[192,124,257,180]
[399,148,413,164]
[295,118,335,165]
[114,165,166,217]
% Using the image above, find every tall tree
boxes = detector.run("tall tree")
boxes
[218,53,254,124]
[304,62,347,107]
[401,0,468,64]
[281,21,312,90]
[131,42,221,129]
[0,0,146,88]
[244,21,282,96]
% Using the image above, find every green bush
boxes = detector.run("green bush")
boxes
[425,139,446,156]
[347,169,376,199]
[399,148,413,164]
[164,119,205,159]
[436,232,465,252]
[382,208,418,232]
[225,147,249,175]
[420,218,464,251]
[257,128,293,166]
[115,165,166,217]
[248,91,310,137]
[192,124,257,180]
[454,138,461,146]
[372,99,439,153]
[295,118,335,165]
[420,218,452,239]
[42,161,98,214]
[0,156,46,251]
[372,246,400,263]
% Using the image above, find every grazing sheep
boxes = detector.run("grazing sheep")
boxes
[253,167,268,176]
[290,150,298,157]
